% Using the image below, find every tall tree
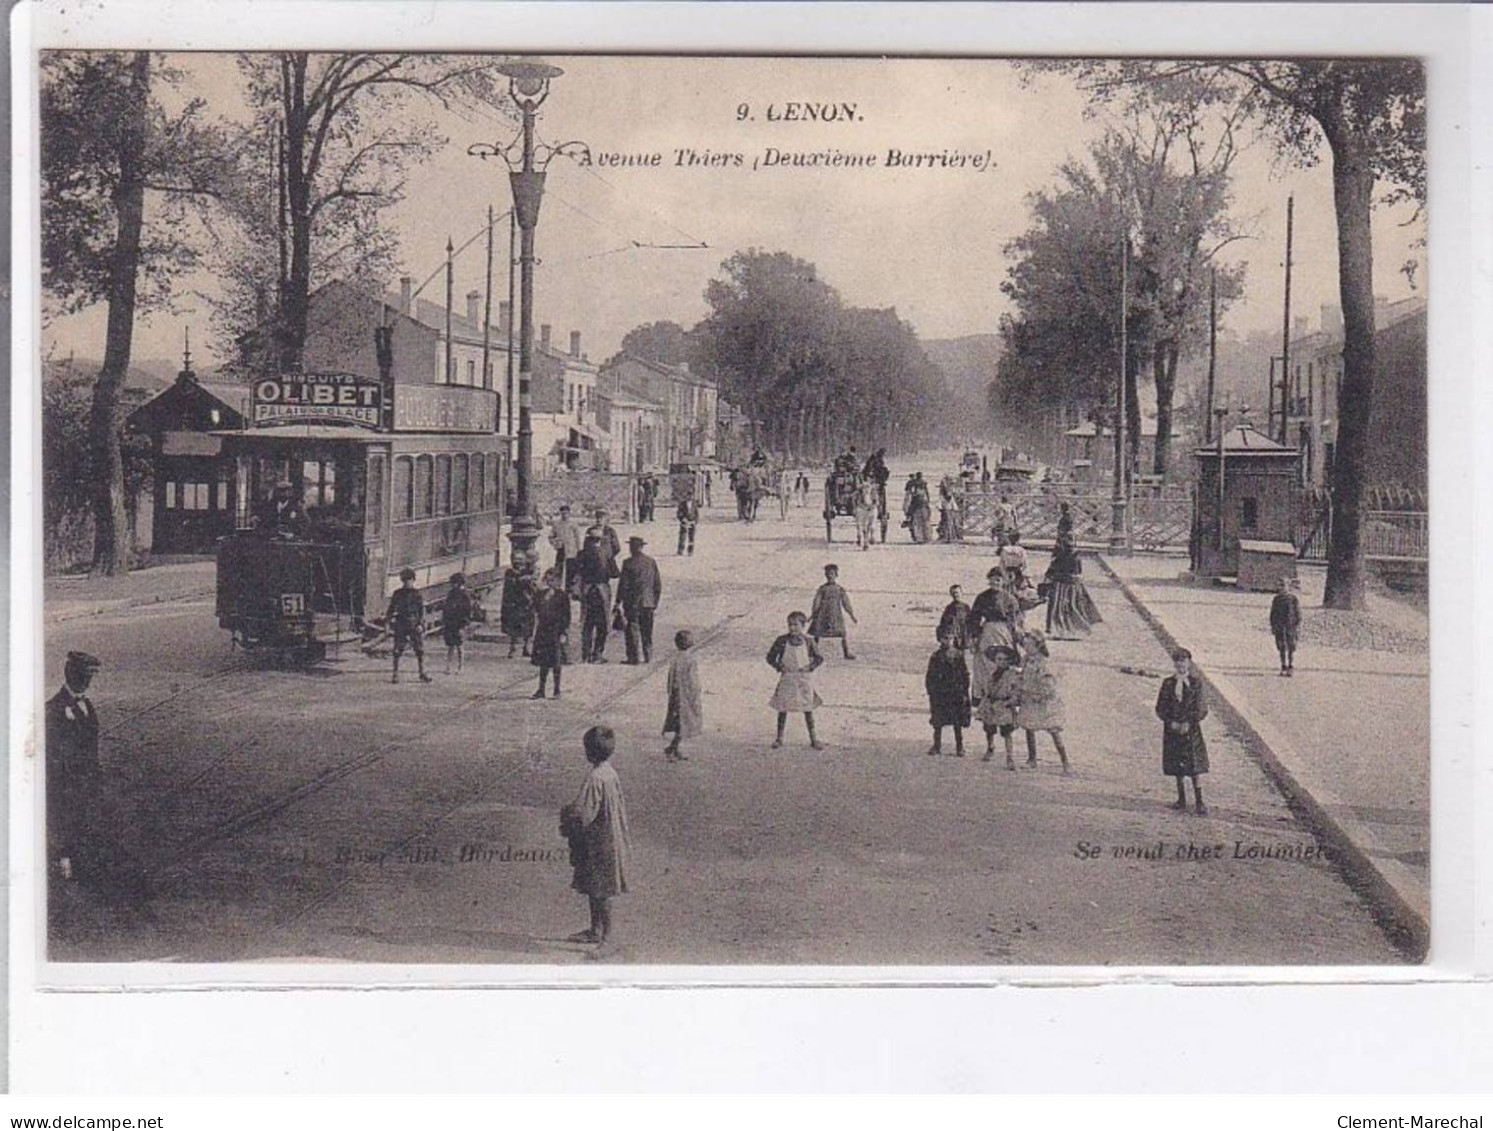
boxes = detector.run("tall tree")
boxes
[1042,60,1425,608]
[604,320,692,369]
[41,51,220,575]
[217,53,510,368]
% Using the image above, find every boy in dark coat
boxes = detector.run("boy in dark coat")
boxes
[1269,578,1302,676]
[925,625,972,756]
[530,570,572,699]
[387,567,431,683]
[442,572,474,674]
[1156,647,1210,814]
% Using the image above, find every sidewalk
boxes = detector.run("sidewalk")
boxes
[45,559,217,623]
[1100,553,1429,952]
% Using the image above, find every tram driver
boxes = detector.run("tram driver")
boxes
[257,475,305,534]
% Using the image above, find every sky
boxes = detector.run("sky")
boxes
[42,53,1427,370]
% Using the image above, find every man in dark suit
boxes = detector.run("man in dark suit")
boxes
[46,652,152,920]
[46,651,103,889]
[617,535,663,664]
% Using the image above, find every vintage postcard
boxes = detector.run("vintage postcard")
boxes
[25,38,1437,977]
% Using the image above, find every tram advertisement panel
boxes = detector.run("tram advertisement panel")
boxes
[393,384,499,433]
[252,372,382,427]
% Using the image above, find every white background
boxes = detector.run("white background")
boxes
[9,0,1491,1092]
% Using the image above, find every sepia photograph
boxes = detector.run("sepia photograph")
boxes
[30,45,1431,970]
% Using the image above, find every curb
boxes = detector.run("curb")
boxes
[46,585,216,625]
[1096,554,1429,961]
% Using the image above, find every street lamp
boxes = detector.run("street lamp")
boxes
[470,59,588,567]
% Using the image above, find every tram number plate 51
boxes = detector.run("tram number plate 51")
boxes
[280,593,306,617]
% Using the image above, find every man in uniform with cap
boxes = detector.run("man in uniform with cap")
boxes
[46,652,152,919]
[616,535,663,664]
[386,567,433,683]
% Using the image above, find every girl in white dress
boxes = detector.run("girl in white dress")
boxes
[767,611,826,749]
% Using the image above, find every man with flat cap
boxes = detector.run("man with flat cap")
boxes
[46,652,151,918]
[617,535,663,664]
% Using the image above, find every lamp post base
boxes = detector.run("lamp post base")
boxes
[1109,500,1131,556]
[508,518,543,573]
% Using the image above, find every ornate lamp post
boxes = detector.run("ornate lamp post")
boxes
[470,59,586,566]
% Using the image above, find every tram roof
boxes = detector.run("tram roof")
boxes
[215,425,514,444]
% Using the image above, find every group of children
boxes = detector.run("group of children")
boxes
[926,570,1070,770]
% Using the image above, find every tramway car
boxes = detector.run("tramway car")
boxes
[214,371,507,662]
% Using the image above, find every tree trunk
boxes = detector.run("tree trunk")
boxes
[281,54,313,371]
[1152,342,1178,478]
[1322,135,1376,611]
[89,51,151,577]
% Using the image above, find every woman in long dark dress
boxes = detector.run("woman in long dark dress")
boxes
[1155,648,1209,813]
[1043,535,1103,638]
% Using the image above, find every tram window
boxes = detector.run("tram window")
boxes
[367,454,386,534]
[452,454,469,514]
[302,460,337,509]
[466,360,476,385]
[217,479,229,511]
[165,481,177,509]
[435,454,452,515]
[393,456,413,522]
[486,453,500,509]
[414,455,433,519]
[472,455,486,513]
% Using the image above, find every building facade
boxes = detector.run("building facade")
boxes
[598,355,718,464]
[1283,295,1427,493]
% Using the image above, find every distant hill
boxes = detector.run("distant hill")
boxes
[923,334,1001,409]
[42,354,182,395]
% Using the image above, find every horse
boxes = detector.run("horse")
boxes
[853,480,879,550]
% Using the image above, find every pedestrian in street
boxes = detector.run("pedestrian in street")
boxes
[1042,534,1103,639]
[387,567,432,684]
[809,563,858,660]
[1156,647,1210,814]
[768,611,825,750]
[559,724,631,946]
[925,624,972,757]
[703,469,713,508]
[500,551,536,658]
[442,572,474,675]
[46,651,152,921]
[618,535,663,664]
[549,504,583,591]
[937,584,971,652]
[1056,500,1074,541]
[530,569,571,699]
[593,509,622,570]
[991,493,1015,545]
[1016,629,1069,772]
[676,495,699,556]
[968,567,1023,704]
[906,473,933,543]
[663,629,704,762]
[1270,577,1302,676]
[977,643,1023,770]
[576,533,617,663]
[1000,529,1029,587]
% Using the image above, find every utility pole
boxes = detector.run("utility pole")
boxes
[444,236,455,385]
[1205,268,1218,444]
[482,204,495,395]
[507,208,517,435]
[1110,233,1130,553]
[276,117,288,371]
[1279,194,1294,444]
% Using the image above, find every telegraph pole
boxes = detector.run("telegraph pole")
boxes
[482,204,495,394]
[1205,268,1218,444]
[1110,234,1130,553]
[444,236,455,385]
[507,208,517,435]
[1279,194,1294,444]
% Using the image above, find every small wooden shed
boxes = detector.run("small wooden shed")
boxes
[1193,424,1299,578]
